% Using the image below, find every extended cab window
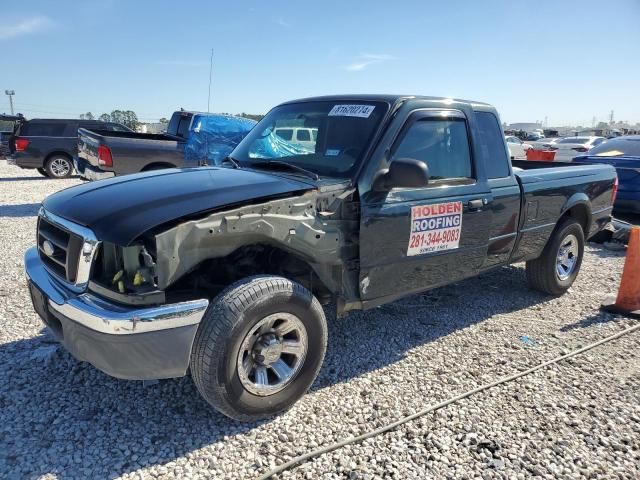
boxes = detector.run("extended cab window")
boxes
[475,111,510,179]
[392,118,472,181]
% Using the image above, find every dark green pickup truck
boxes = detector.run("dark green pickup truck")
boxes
[25,95,616,420]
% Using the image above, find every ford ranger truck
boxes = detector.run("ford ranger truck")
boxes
[24,95,617,421]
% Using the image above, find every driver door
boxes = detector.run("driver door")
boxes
[358,110,492,302]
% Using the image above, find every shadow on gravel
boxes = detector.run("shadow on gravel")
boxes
[560,312,627,332]
[312,265,548,391]
[0,175,82,182]
[0,265,550,478]
[0,333,267,478]
[0,176,48,181]
[0,203,40,217]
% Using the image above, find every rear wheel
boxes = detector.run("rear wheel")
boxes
[44,155,73,178]
[190,275,327,421]
[526,218,584,295]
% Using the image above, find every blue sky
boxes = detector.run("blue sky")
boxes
[1,0,639,126]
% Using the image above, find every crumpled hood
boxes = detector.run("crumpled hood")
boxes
[43,167,314,245]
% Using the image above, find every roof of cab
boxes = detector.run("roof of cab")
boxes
[278,94,492,108]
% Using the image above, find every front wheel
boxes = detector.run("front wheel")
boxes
[526,218,585,295]
[190,276,327,421]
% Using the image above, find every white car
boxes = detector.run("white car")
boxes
[274,127,318,149]
[549,136,607,162]
[527,137,562,150]
[505,135,532,159]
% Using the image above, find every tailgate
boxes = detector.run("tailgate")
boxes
[77,128,104,168]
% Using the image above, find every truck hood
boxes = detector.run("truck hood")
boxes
[43,167,314,245]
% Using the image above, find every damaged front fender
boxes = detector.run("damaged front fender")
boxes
[154,188,360,302]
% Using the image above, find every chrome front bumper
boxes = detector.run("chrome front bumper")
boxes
[24,247,209,379]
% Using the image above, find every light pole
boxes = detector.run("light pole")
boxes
[5,90,15,115]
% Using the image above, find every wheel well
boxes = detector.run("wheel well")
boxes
[165,244,333,304]
[561,204,590,234]
[44,151,72,163]
[142,162,176,171]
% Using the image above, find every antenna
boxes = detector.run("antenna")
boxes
[207,48,214,114]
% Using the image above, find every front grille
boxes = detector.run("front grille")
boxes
[37,217,83,283]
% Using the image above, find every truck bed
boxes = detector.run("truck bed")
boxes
[77,127,186,177]
[510,159,615,261]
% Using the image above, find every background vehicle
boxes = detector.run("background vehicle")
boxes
[25,95,616,421]
[527,137,561,150]
[525,132,544,141]
[574,135,640,213]
[75,111,256,180]
[274,127,318,149]
[0,132,11,159]
[505,135,532,159]
[8,118,130,178]
[549,136,606,162]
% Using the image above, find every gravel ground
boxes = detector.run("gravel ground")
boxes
[0,161,639,479]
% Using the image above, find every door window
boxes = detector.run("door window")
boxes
[391,118,472,181]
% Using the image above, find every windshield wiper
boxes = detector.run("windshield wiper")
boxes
[221,155,241,169]
[253,160,319,181]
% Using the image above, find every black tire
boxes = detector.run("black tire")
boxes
[44,155,73,178]
[526,217,585,295]
[36,168,49,177]
[190,275,327,421]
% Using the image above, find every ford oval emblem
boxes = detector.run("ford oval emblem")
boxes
[42,240,55,257]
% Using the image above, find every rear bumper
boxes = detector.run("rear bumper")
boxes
[74,156,115,181]
[588,206,614,239]
[24,246,209,380]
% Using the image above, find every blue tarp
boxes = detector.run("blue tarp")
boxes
[249,130,313,158]
[185,114,257,165]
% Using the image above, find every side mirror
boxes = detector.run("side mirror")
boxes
[373,158,430,191]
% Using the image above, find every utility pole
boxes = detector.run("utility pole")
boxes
[4,90,15,115]
[610,110,614,125]
[207,48,213,114]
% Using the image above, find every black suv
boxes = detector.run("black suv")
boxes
[9,118,130,178]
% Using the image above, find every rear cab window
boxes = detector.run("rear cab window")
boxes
[475,111,510,179]
[167,112,193,138]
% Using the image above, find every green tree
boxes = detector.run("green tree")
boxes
[99,113,111,122]
[159,117,169,124]
[238,113,265,122]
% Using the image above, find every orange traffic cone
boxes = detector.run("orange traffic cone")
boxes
[602,226,640,317]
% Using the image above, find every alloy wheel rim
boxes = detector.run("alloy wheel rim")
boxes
[556,234,579,280]
[51,158,70,177]
[237,312,308,396]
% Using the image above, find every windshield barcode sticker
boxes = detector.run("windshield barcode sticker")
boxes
[407,201,462,256]
[328,104,375,118]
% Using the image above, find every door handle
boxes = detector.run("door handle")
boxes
[467,199,485,210]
